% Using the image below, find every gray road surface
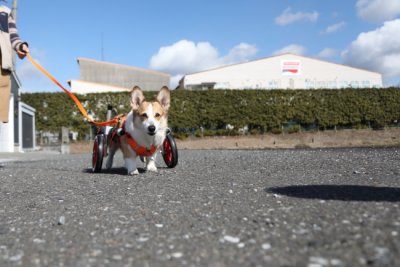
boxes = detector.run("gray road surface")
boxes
[0,148,400,267]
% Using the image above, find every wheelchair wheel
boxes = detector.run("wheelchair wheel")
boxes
[92,134,105,173]
[162,134,178,168]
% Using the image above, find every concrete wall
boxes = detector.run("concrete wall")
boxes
[182,53,383,90]
[78,58,170,91]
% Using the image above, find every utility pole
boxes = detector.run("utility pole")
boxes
[101,32,104,61]
[10,0,17,64]
[11,0,17,22]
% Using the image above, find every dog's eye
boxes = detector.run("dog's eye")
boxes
[155,113,161,118]
[141,113,148,118]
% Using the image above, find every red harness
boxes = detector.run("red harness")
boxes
[120,122,157,157]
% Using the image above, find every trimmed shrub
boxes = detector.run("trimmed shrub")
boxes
[21,88,400,139]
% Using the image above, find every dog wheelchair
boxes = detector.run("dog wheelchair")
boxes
[92,105,178,173]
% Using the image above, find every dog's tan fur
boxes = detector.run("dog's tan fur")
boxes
[106,86,170,175]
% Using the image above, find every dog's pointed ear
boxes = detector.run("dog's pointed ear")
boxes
[131,86,144,110]
[157,86,170,111]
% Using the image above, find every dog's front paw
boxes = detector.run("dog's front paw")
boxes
[146,161,158,172]
[105,158,113,170]
[147,166,158,173]
[125,158,138,175]
[128,169,139,175]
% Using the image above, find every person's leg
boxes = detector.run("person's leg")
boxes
[0,68,11,123]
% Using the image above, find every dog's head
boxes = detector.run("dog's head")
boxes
[130,86,170,136]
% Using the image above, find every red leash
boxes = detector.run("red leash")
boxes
[27,53,119,126]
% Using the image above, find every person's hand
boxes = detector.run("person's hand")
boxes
[17,43,29,59]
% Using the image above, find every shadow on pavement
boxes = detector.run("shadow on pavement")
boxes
[266,184,400,202]
[82,167,133,175]
[82,167,173,175]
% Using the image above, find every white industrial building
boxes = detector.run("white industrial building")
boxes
[179,53,383,90]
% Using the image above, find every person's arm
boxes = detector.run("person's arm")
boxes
[8,13,29,58]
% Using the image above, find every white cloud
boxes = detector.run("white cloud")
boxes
[170,75,184,89]
[342,19,400,81]
[273,44,306,56]
[149,40,219,75]
[322,21,346,34]
[318,48,337,58]
[149,40,258,88]
[275,7,319,26]
[18,64,57,92]
[356,0,400,23]
[16,48,56,92]
[17,48,46,80]
[16,48,51,91]
[222,43,259,64]
[18,59,41,81]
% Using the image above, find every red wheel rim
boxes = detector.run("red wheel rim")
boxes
[163,138,173,164]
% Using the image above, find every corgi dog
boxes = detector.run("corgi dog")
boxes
[106,86,170,175]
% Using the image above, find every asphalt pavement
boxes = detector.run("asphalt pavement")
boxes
[0,148,399,267]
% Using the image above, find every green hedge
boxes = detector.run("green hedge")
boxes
[21,88,400,139]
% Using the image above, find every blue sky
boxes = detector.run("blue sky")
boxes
[10,0,400,92]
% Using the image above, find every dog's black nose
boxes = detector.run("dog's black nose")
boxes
[148,125,156,133]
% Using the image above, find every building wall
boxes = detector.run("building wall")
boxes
[1,73,37,152]
[0,57,36,153]
[11,72,20,145]
[70,80,131,94]
[18,102,36,151]
[182,54,383,90]
[78,58,170,91]
[0,95,14,152]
